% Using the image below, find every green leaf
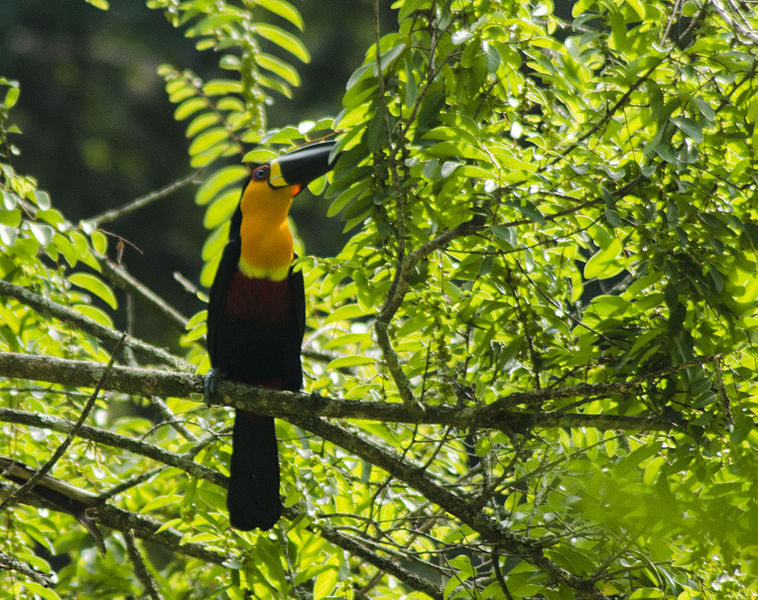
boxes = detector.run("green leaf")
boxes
[142,494,185,512]
[33,190,51,210]
[73,304,114,328]
[0,224,18,247]
[625,0,646,18]
[324,303,369,323]
[257,53,300,86]
[28,222,54,246]
[3,82,20,109]
[451,30,473,46]
[90,230,107,255]
[257,73,293,98]
[253,0,304,30]
[584,238,627,279]
[514,201,545,224]
[643,455,665,485]
[313,567,338,600]
[605,208,621,227]
[203,79,242,96]
[84,0,109,9]
[654,143,677,163]
[586,294,629,318]
[69,272,118,309]
[377,43,407,72]
[366,108,387,152]
[189,128,229,157]
[21,582,60,600]
[629,589,665,599]
[175,97,207,121]
[204,188,240,228]
[671,116,703,144]
[256,23,310,62]
[345,63,374,91]
[327,355,375,369]
[243,148,278,163]
[398,0,431,20]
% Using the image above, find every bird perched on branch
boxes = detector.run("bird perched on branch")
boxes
[205,141,336,530]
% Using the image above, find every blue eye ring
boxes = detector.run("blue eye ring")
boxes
[253,165,269,181]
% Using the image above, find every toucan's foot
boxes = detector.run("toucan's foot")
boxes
[204,368,225,406]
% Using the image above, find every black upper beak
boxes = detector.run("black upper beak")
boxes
[268,140,337,189]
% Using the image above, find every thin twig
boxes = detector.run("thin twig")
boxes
[150,395,197,442]
[124,529,165,600]
[96,252,190,333]
[88,172,201,227]
[492,551,515,600]
[96,467,165,503]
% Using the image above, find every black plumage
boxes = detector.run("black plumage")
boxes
[204,140,335,531]
[207,203,305,531]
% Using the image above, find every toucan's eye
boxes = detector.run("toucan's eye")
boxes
[253,165,269,181]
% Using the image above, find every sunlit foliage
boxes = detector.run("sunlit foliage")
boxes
[1,1,756,599]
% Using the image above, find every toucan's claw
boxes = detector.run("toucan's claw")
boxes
[204,368,225,406]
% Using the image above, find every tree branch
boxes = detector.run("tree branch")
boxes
[124,529,164,600]
[483,354,722,412]
[88,171,201,228]
[0,407,226,488]
[0,351,703,433]
[0,479,231,565]
[319,523,444,600]
[0,549,55,588]
[288,415,610,600]
[0,281,191,371]
[95,252,190,333]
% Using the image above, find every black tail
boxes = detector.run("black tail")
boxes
[227,410,282,531]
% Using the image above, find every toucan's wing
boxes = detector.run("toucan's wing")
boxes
[289,254,306,348]
[207,237,241,366]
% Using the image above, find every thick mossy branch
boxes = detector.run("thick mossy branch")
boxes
[0,351,697,432]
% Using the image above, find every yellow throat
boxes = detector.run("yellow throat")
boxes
[238,179,295,281]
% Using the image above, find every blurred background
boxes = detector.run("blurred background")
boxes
[0,0,394,345]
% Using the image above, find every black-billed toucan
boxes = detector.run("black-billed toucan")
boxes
[205,141,336,531]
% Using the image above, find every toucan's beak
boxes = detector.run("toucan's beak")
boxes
[268,140,337,190]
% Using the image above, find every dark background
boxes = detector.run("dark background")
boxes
[0,0,393,345]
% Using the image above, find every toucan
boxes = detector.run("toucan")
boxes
[205,141,336,531]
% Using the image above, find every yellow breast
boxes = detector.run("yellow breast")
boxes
[238,180,295,281]
[238,221,293,281]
